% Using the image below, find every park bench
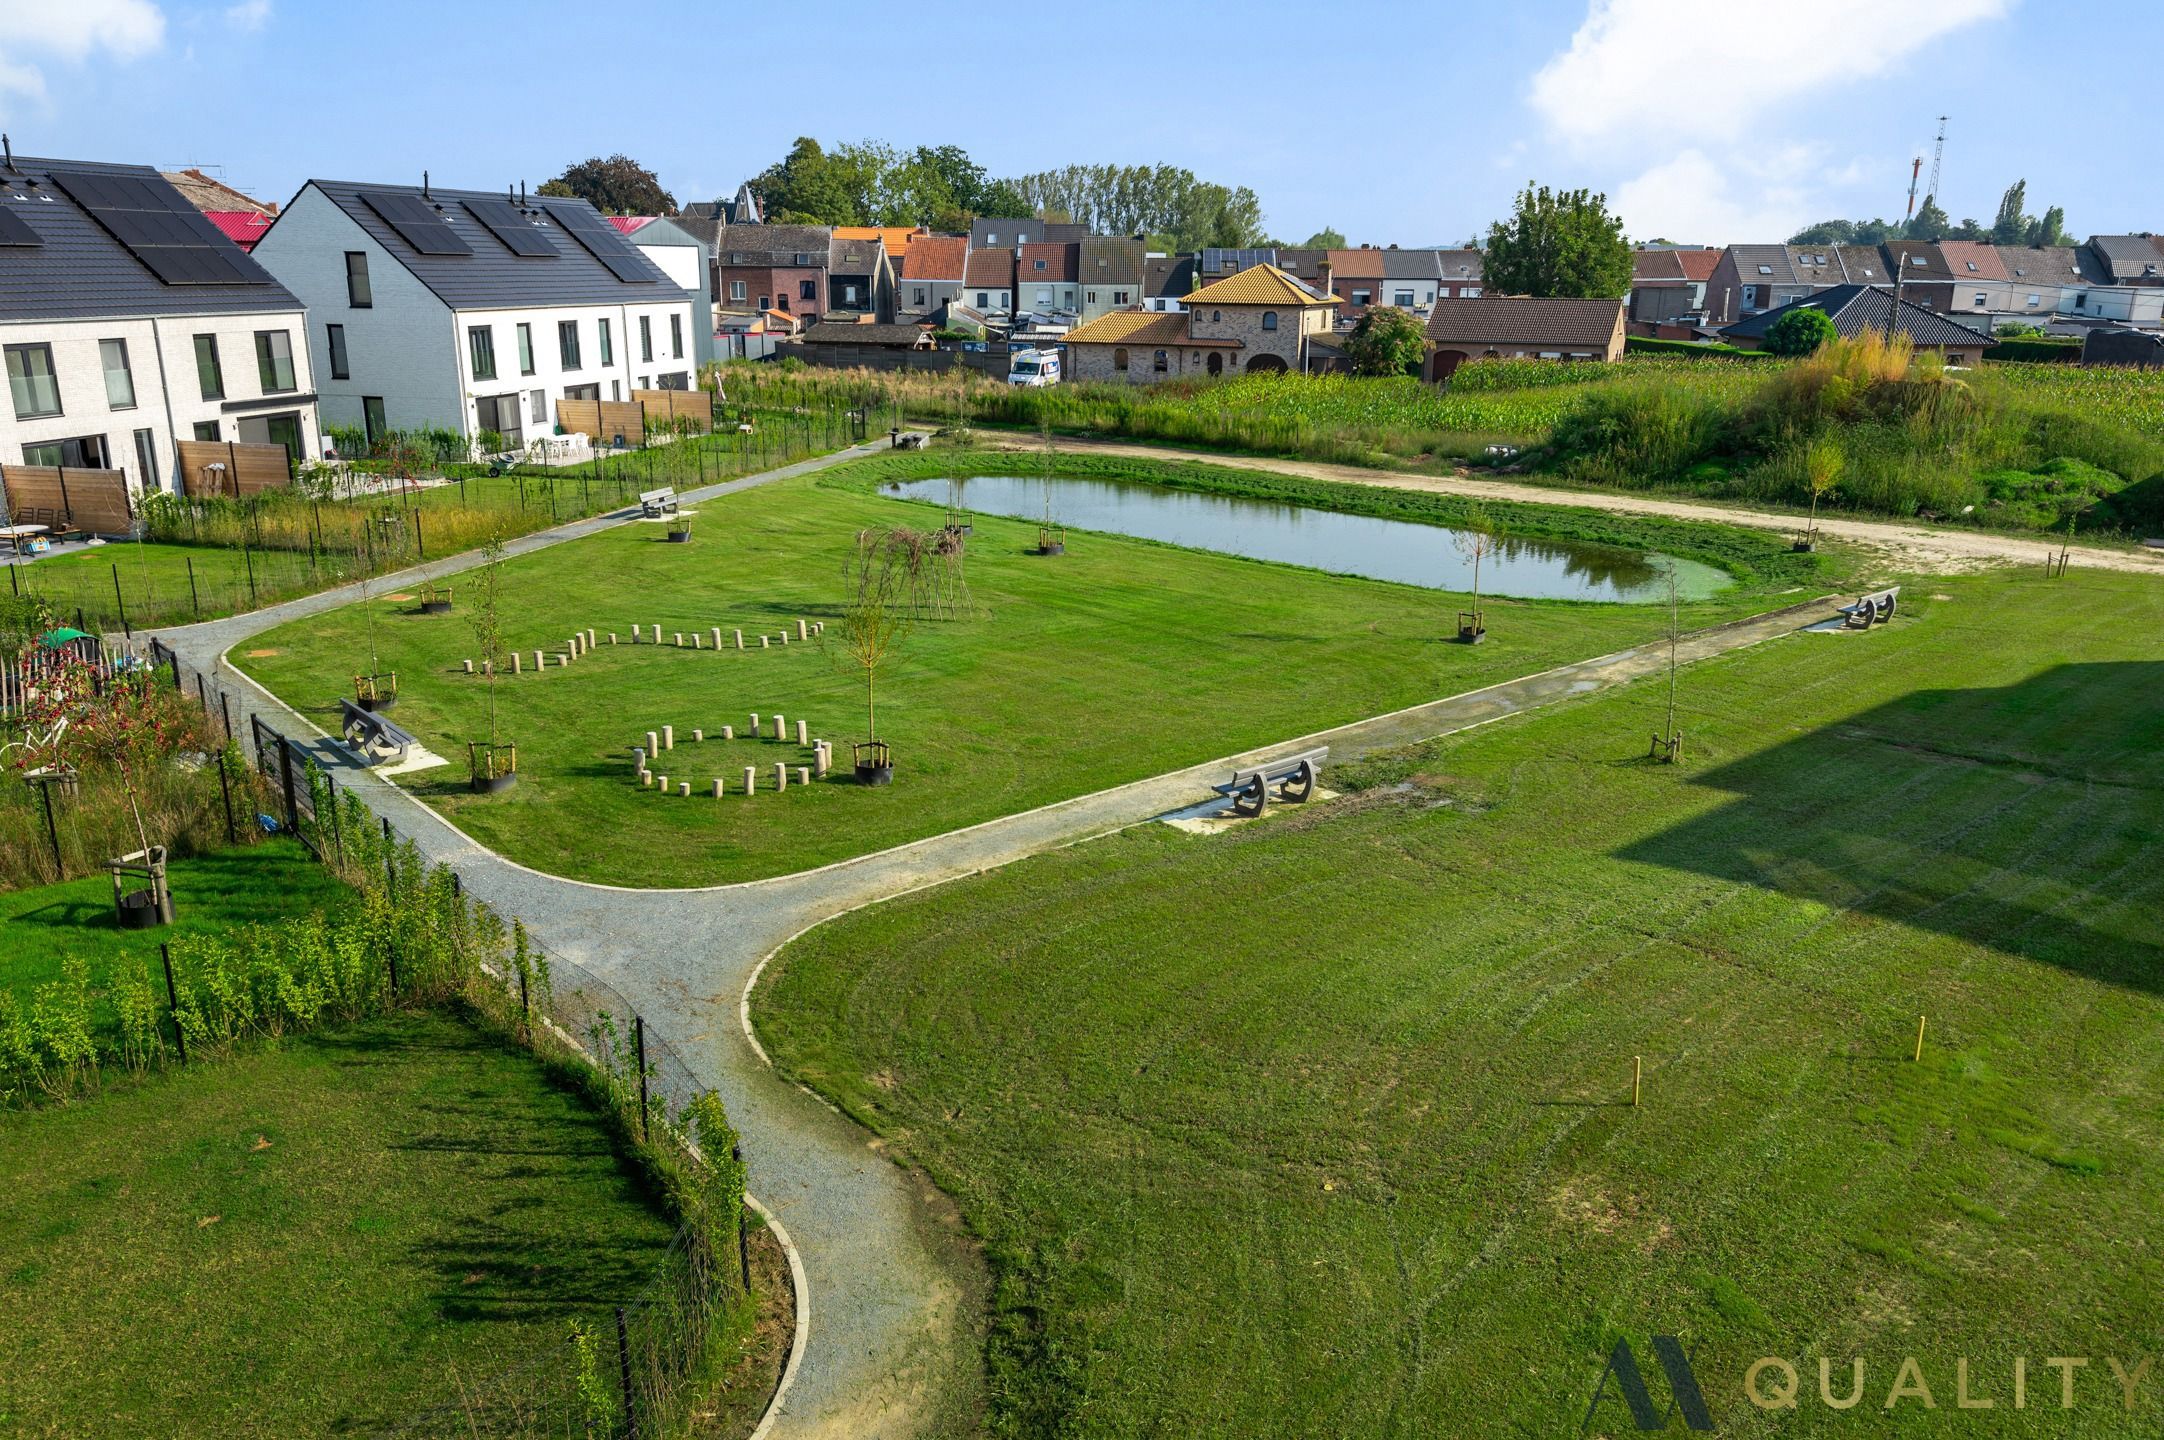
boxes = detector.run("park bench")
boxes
[895,432,927,450]
[1211,746,1328,818]
[339,697,417,767]
[639,486,679,518]
[1840,585,1900,630]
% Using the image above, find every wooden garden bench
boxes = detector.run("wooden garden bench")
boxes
[1840,586,1900,630]
[639,487,679,518]
[1212,746,1328,817]
[339,698,417,767]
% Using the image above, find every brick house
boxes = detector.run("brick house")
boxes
[1704,244,1811,324]
[1423,296,1625,379]
[963,248,1015,320]
[898,234,969,321]
[1326,245,1389,314]
[1061,263,1337,382]
[712,222,830,323]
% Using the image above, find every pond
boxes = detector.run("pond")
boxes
[879,475,1734,603]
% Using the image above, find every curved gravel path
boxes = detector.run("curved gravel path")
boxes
[150,438,1837,1439]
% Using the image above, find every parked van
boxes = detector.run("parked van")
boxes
[1007,348,1061,386]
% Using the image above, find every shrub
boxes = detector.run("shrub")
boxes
[1343,307,1427,377]
[1764,307,1839,357]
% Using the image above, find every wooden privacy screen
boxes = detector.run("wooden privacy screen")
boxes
[0,465,135,535]
[175,440,292,498]
[556,399,647,447]
[630,389,712,432]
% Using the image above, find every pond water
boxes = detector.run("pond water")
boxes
[879,475,1734,604]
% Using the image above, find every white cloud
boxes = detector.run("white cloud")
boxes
[224,0,270,32]
[1613,148,1814,243]
[0,0,165,118]
[1531,0,2008,146]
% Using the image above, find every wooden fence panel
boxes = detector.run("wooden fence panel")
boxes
[0,465,135,536]
[555,398,647,446]
[631,389,712,433]
[175,440,291,498]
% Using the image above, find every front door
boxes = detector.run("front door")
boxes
[1206,352,1223,377]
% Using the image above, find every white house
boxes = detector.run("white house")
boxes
[251,179,696,451]
[1,154,319,495]
[617,215,715,369]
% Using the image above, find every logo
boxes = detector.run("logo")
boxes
[1584,1337,1715,1432]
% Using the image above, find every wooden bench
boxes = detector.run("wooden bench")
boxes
[1211,746,1328,818]
[1840,585,1900,630]
[639,486,679,518]
[339,697,417,767]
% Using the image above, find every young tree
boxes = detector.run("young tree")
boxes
[829,528,927,769]
[1802,438,1842,550]
[1765,306,1838,357]
[465,536,514,787]
[1344,307,1428,377]
[538,155,675,215]
[1483,184,1633,299]
[1453,507,1498,642]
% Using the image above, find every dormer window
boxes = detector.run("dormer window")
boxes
[1034,259,1046,270]
[986,232,998,244]
[1965,261,1978,271]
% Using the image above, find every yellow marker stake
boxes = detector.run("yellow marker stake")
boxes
[1914,1015,1927,1063]
[1632,1055,1643,1108]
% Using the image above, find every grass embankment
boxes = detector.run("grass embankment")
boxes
[237,451,1837,887]
[722,349,2164,535]
[0,1007,677,1438]
[757,567,2164,1437]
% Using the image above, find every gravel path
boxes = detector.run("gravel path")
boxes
[148,437,1839,1439]
[982,435,2164,577]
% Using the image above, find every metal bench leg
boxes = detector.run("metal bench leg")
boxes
[1232,775,1268,818]
[1279,759,1316,803]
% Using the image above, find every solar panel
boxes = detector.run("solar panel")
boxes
[0,201,40,248]
[463,197,558,257]
[359,190,474,256]
[541,201,656,283]
[46,168,271,284]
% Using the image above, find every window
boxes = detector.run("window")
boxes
[530,388,546,424]
[793,252,813,266]
[610,379,621,401]
[1211,310,1221,322]
[1351,290,1370,306]
[100,338,136,409]
[1036,287,1052,306]
[1464,286,1481,298]
[1965,261,1979,272]
[639,315,653,363]
[1262,312,1279,330]
[194,334,224,400]
[1742,285,1759,309]
[985,232,998,245]
[1756,264,1773,275]
[362,396,387,445]
[517,323,534,375]
[255,330,297,392]
[193,420,221,442]
[1393,290,1414,307]
[22,436,107,468]
[1114,347,1129,371]
[2026,293,2041,306]
[669,314,683,358]
[1087,290,1097,305]
[730,280,747,302]
[598,318,613,365]
[345,251,372,307]
[558,320,581,369]
[467,325,496,381]
[1033,258,1047,271]
[915,287,928,307]
[133,429,158,487]
[730,252,745,264]
[327,323,350,380]
[1908,255,1924,267]
[1114,290,1130,304]
[976,291,988,308]
[799,280,815,301]
[1153,349,1168,373]
[6,343,62,419]
[1974,292,1988,307]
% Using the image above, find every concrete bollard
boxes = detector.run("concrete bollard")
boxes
[533,649,544,673]
[693,633,703,649]
[632,746,646,772]
[735,629,744,650]
[640,769,652,786]
[779,631,789,645]
[774,762,788,792]
[712,778,723,798]
[674,632,684,648]
[796,766,811,787]
[722,725,734,740]
[693,728,703,743]
[512,652,522,674]
[663,725,674,750]
[647,730,659,756]
[761,635,769,649]
[610,632,618,644]
[750,713,760,733]
[743,766,756,795]
[657,774,668,792]
[797,618,808,641]
[814,741,830,777]
[464,658,474,674]
[773,713,786,741]
[796,719,808,746]
[586,628,596,648]
[711,628,723,649]
[679,782,690,798]
[558,654,569,667]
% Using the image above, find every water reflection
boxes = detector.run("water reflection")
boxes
[879,475,1732,603]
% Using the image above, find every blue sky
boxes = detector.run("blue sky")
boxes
[0,0,2151,246]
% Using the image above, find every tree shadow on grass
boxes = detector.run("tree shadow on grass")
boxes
[1617,662,2164,992]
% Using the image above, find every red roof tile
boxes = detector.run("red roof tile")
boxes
[203,210,272,251]
[901,234,968,280]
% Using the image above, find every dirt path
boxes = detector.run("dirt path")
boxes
[981,435,2164,578]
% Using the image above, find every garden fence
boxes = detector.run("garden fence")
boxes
[147,644,760,1438]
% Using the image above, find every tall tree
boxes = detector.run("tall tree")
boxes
[1299,226,1347,249]
[749,137,858,225]
[2027,206,2068,247]
[1482,184,1632,299]
[1009,164,1269,249]
[1991,179,2030,246]
[1904,194,1952,240]
[536,155,674,215]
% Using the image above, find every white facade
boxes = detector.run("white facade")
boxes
[252,185,697,451]
[3,308,318,494]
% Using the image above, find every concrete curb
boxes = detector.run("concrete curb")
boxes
[744,1191,808,1440]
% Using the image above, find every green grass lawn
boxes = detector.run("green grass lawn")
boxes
[235,451,1836,887]
[1,841,353,1045]
[0,1007,678,1438]
[756,567,2164,1437]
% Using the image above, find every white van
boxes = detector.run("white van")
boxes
[1007,347,1061,386]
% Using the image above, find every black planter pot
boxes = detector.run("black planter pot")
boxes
[115,888,171,929]
[856,763,895,787]
[1791,539,1816,553]
[470,771,518,794]
[666,531,692,544]
[357,693,398,713]
[420,600,453,614]
[1457,627,1486,645]
[1037,541,1064,556]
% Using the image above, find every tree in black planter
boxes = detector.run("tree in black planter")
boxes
[827,527,931,785]
[465,536,517,793]
[352,573,397,712]
[1035,422,1064,556]
[1454,506,1498,643]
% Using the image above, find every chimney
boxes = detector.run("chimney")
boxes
[422,169,430,200]
[2,134,12,172]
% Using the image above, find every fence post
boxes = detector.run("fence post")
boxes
[279,740,299,835]
[615,1306,638,1440]
[379,815,395,895]
[736,1142,751,1291]
[165,644,180,691]
[217,749,238,845]
[219,690,233,743]
[635,1015,649,1143]
[112,564,130,638]
[186,555,200,618]
[160,942,187,1064]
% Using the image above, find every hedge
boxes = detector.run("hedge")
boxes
[1624,337,1772,361]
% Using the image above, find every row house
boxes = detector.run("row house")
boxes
[969,217,1085,251]
[1143,254,1197,312]
[1016,241,1080,314]
[253,177,695,446]
[1324,246,1483,317]
[613,216,716,367]
[712,223,833,323]
[899,235,969,321]
[1077,237,1145,321]
[1061,264,1337,382]
[2,154,319,493]
[1626,247,1721,326]
[1721,287,1991,363]
[963,248,1016,319]
[827,233,896,321]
